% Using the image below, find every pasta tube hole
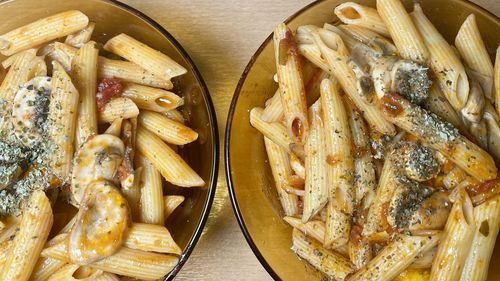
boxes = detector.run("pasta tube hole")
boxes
[155,96,175,109]
[338,7,361,20]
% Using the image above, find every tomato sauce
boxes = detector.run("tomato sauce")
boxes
[96,78,124,111]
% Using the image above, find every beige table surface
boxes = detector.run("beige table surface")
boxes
[119,1,498,280]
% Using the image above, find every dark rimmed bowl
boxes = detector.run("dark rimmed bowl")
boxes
[225,0,500,280]
[0,0,218,279]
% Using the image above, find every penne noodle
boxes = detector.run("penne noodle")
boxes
[273,23,309,144]
[163,109,185,124]
[460,195,500,281]
[42,238,178,280]
[289,153,305,179]
[377,0,429,64]
[348,225,372,270]
[137,155,165,225]
[362,149,400,237]
[423,84,468,134]
[410,246,437,269]
[337,25,397,55]
[104,118,123,136]
[164,195,185,220]
[346,99,376,209]
[455,14,494,101]
[0,49,43,102]
[378,92,497,181]
[0,11,89,56]
[48,62,79,182]
[138,111,197,145]
[302,26,396,135]
[348,233,440,280]
[261,89,284,123]
[495,46,500,116]
[72,41,99,147]
[430,187,475,281]
[264,137,300,216]
[98,97,140,124]
[65,22,95,48]
[320,78,354,248]
[30,256,67,281]
[47,264,103,281]
[99,57,173,90]
[292,229,354,280]
[284,216,325,244]
[334,2,389,37]
[411,4,469,111]
[0,190,53,281]
[250,107,292,153]
[121,83,183,113]
[125,223,181,255]
[136,126,204,187]
[47,42,76,71]
[104,33,186,80]
[302,101,328,221]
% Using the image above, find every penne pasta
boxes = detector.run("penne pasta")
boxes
[348,233,440,280]
[104,118,123,136]
[163,109,185,124]
[273,23,309,144]
[261,89,284,123]
[250,107,292,153]
[0,11,89,56]
[121,83,182,113]
[411,4,470,111]
[460,195,500,281]
[430,187,475,281]
[377,0,429,64]
[455,14,494,101]
[378,92,496,181]
[302,101,328,221]
[320,78,354,248]
[138,111,197,145]
[125,223,181,255]
[99,57,173,89]
[137,155,165,225]
[42,238,178,280]
[302,26,396,135]
[334,2,389,37]
[423,84,468,134]
[164,195,185,220]
[72,41,99,147]
[104,33,186,80]
[0,190,53,281]
[284,216,325,244]
[136,126,204,187]
[65,22,95,48]
[98,97,140,124]
[292,229,354,280]
[0,49,43,102]
[48,62,79,182]
[47,264,103,281]
[264,137,299,216]
[30,257,67,281]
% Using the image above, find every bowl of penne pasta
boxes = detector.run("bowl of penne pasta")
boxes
[0,0,218,280]
[226,0,500,280]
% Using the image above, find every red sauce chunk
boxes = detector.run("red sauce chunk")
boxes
[380,93,404,117]
[96,78,124,111]
[468,178,499,197]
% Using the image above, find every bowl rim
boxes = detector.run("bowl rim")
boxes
[225,0,499,280]
[0,0,219,279]
[104,1,220,280]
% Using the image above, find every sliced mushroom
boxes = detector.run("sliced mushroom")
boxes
[11,76,51,147]
[461,79,485,123]
[402,142,440,182]
[408,191,451,231]
[69,180,129,265]
[70,134,125,206]
[390,60,431,105]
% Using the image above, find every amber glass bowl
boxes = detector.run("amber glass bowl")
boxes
[226,0,500,280]
[0,0,218,279]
